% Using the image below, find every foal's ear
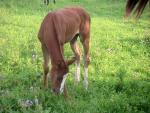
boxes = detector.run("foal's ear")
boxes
[66,57,76,66]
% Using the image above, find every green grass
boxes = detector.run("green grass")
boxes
[0,0,150,113]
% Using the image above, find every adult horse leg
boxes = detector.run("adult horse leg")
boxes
[42,44,50,89]
[70,35,81,83]
[135,0,149,18]
[53,0,56,4]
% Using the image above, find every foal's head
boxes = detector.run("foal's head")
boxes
[51,58,76,94]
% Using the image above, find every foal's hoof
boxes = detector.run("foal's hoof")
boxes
[83,81,88,90]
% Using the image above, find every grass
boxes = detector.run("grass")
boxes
[0,0,150,113]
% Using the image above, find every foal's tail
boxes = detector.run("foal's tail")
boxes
[125,0,149,18]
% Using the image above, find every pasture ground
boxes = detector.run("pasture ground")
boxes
[0,0,150,113]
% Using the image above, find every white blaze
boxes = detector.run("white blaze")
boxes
[60,74,68,93]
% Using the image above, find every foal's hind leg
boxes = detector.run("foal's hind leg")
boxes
[81,29,90,90]
[70,35,81,83]
[41,44,50,89]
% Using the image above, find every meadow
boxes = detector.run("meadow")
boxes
[0,0,150,113]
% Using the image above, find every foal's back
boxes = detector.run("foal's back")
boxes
[38,7,90,44]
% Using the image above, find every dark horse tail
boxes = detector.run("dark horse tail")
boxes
[125,0,149,18]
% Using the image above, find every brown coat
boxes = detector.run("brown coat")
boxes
[38,7,90,94]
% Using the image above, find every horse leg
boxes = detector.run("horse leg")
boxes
[81,28,90,90]
[42,44,50,89]
[135,0,148,18]
[70,35,81,83]
[46,0,49,5]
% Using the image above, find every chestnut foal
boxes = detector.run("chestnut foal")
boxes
[38,7,90,95]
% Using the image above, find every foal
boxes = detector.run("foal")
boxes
[38,7,90,95]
